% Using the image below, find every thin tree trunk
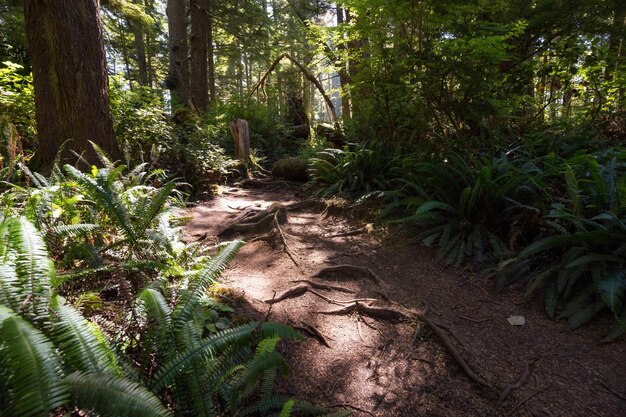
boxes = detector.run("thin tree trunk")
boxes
[24,0,120,166]
[190,0,208,111]
[167,0,190,107]
[336,4,351,120]
[207,0,216,103]
[144,0,154,87]
[132,20,148,85]
[248,53,341,130]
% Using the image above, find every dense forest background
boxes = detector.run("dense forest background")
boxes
[0,0,624,416]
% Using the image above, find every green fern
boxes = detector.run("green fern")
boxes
[170,240,244,333]
[65,372,172,417]
[0,306,68,417]
[50,295,121,375]
[4,217,53,318]
[65,164,138,245]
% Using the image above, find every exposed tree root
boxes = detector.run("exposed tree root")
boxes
[236,178,295,190]
[312,264,390,301]
[328,225,369,238]
[219,203,286,236]
[317,301,414,322]
[506,387,547,416]
[286,199,327,212]
[419,312,495,391]
[264,284,309,304]
[290,279,355,294]
[272,210,299,266]
[292,321,331,348]
[495,359,533,410]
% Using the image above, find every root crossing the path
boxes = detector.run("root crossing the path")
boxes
[184,184,626,417]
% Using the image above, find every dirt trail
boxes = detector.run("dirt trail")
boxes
[184,184,626,417]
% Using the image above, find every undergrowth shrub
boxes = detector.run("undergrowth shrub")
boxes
[497,148,626,339]
[0,217,342,416]
[309,131,625,336]
[308,141,397,197]
[384,153,545,267]
[0,61,35,140]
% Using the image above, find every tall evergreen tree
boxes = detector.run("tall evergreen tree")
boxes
[23,0,120,166]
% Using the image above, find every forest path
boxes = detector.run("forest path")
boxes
[184,184,626,417]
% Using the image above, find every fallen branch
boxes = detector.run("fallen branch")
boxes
[458,314,492,324]
[599,381,626,402]
[327,403,375,417]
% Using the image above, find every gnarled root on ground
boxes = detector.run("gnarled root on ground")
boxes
[312,264,391,301]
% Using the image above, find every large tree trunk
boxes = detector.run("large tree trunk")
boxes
[167,0,190,107]
[190,0,208,111]
[24,0,120,166]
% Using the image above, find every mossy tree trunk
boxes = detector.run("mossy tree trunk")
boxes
[24,0,120,166]
[190,0,208,111]
[166,0,190,107]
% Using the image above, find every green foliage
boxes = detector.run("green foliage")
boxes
[387,153,544,267]
[0,61,35,139]
[308,141,396,197]
[497,148,626,338]
[0,216,323,416]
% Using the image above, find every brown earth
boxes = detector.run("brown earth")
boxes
[184,184,626,417]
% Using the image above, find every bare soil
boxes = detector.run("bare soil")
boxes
[184,184,626,417]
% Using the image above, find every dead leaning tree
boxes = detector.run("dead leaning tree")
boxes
[247,52,342,133]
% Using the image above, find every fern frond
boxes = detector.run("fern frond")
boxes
[88,140,116,170]
[8,216,53,318]
[64,165,137,244]
[0,306,68,416]
[50,295,121,375]
[150,322,259,393]
[170,240,243,332]
[259,322,305,341]
[596,271,626,315]
[136,181,176,235]
[65,372,172,417]
[0,262,21,312]
[48,223,100,239]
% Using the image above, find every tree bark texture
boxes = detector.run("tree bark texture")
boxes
[167,0,190,107]
[24,0,120,166]
[190,0,208,111]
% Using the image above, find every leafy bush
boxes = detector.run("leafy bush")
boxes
[308,142,397,197]
[384,153,545,266]
[2,150,201,287]
[0,61,35,139]
[498,149,626,339]
[109,76,173,163]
